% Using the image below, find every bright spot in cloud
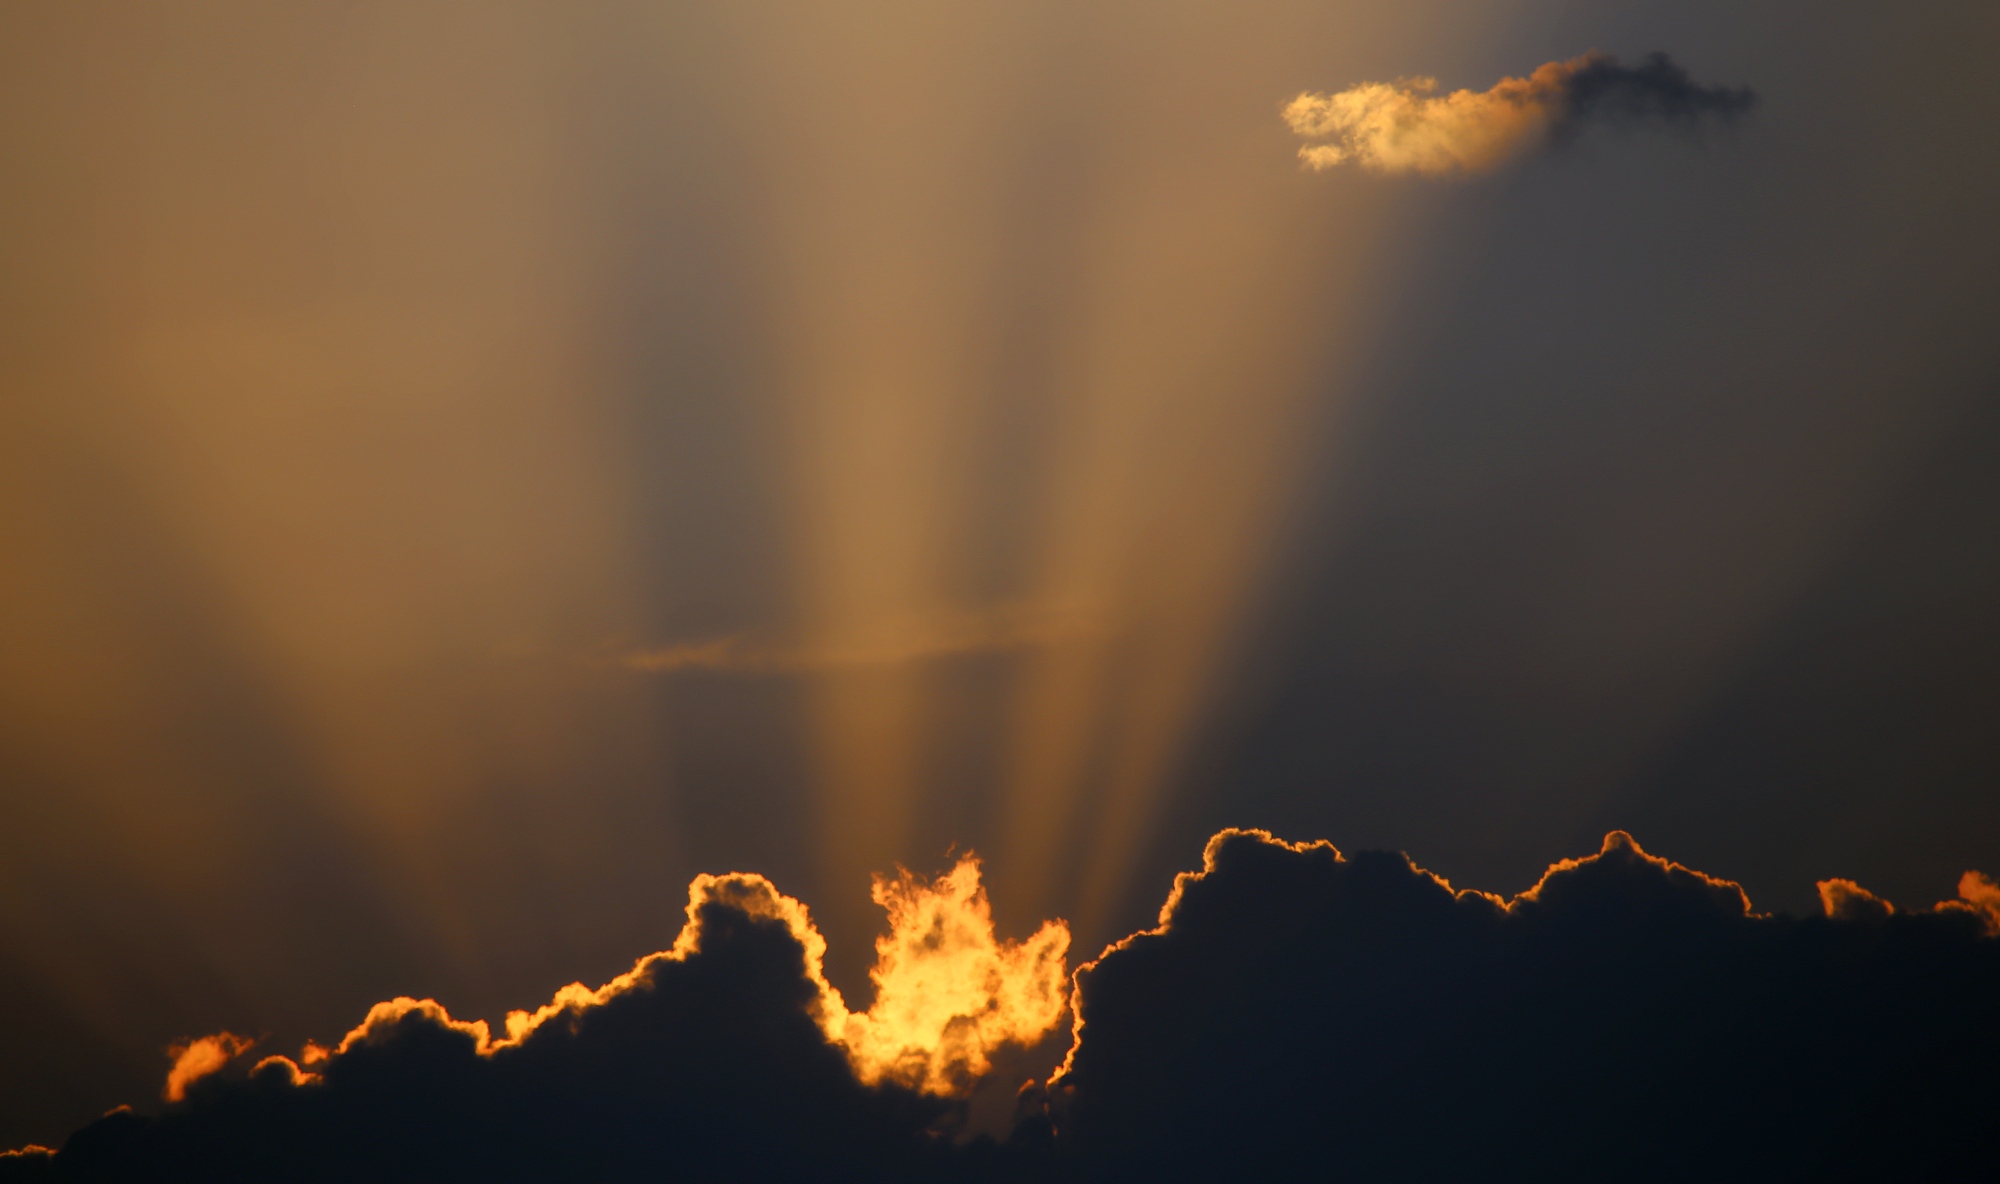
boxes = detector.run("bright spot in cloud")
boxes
[841,857,1070,1094]
[1285,70,1554,175]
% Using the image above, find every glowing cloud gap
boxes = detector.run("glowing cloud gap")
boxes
[1284,51,1754,175]
[843,858,1070,1094]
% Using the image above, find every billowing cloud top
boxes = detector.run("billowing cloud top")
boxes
[1050,830,2000,1181]
[6,831,1998,1182]
[0,859,1066,1182]
[1285,51,1756,175]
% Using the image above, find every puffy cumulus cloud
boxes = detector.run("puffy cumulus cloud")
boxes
[9,832,2000,1182]
[1047,829,2000,1181]
[1285,51,1755,175]
[3,861,1065,1183]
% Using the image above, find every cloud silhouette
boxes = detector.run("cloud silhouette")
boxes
[1286,51,1755,175]
[1048,829,2000,1182]
[0,863,1061,1183]
[7,832,1998,1182]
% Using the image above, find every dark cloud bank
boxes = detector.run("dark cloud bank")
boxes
[6,831,1998,1183]
[1553,51,1757,134]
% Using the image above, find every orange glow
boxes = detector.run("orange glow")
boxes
[1942,871,2000,934]
[249,1055,321,1087]
[163,1031,255,1102]
[277,858,1067,1099]
[0,5,1429,1017]
[1286,54,1606,175]
[690,1,1424,945]
[840,857,1070,1094]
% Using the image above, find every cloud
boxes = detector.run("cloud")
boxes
[161,1033,256,1103]
[1942,870,2000,934]
[3,859,1064,1182]
[8,832,1998,1182]
[623,604,1096,674]
[1048,829,2000,1181]
[1285,51,1755,175]
[842,860,1070,1095]
[283,856,1069,1098]
[1818,876,1894,921]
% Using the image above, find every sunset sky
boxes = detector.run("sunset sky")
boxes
[3,1,1998,1174]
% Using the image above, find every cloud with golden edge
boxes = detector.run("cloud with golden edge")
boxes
[1508,829,1754,913]
[1284,51,1754,176]
[1941,871,2000,935]
[266,857,1067,1099]
[1818,877,1895,921]
[1285,68,1554,175]
[1048,828,1744,1089]
[0,1147,54,1162]
[163,1032,256,1102]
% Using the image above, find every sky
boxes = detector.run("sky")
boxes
[2,0,1998,1169]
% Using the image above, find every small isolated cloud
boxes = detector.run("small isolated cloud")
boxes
[623,604,1095,675]
[1285,51,1755,175]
